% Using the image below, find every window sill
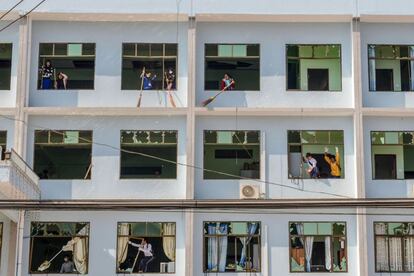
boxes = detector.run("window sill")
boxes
[369,90,414,93]
[287,90,342,93]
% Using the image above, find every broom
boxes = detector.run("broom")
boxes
[201,83,232,107]
[165,72,176,108]
[137,67,145,108]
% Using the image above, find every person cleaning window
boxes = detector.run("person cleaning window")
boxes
[140,68,157,90]
[220,73,235,90]
[324,147,341,178]
[302,153,319,178]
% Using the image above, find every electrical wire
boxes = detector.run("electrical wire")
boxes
[0,114,351,198]
[0,0,24,21]
[0,0,47,33]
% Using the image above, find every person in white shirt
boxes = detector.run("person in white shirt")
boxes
[303,152,319,178]
[128,238,154,272]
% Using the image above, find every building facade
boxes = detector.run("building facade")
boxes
[1,0,414,275]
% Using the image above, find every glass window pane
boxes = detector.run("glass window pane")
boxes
[299,45,313,58]
[68,44,82,56]
[150,131,163,143]
[35,130,49,143]
[247,45,260,56]
[164,131,177,144]
[330,131,344,144]
[39,43,53,55]
[137,43,150,56]
[204,130,216,144]
[82,43,95,55]
[388,223,408,235]
[231,222,248,235]
[233,131,246,144]
[385,132,400,144]
[287,45,299,58]
[50,131,64,143]
[246,131,260,143]
[205,44,218,56]
[317,223,332,235]
[217,131,232,144]
[233,45,247,57]
[288,131,301,143]
[303,223,317,235]
[301,131,316,144]
[147,222,162,236]
[315,131,329,144]
[165,44,177,56]
[151,44,163,56]
[218,45,232,57]
[131,222,147,236]
[375,45,395,59]
[123,43,135,56]
[403,132,414,144]
[372,132,386,144]
[333,223,346,236]
[55,43,67,55]
[63,131,80,144]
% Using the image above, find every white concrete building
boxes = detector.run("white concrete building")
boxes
[0,0,414,275]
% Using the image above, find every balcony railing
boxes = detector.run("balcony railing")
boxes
[0,149,40,200]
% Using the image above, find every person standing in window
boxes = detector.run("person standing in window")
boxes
[55,72,68,90]
[164,68,175,90]
[60,255,75,273]
[39,60,55,89]
[128,238,154,272]
[220,73,235,90]
[303,153,319,178]
[140,68,157,90]
[324,147,341,178]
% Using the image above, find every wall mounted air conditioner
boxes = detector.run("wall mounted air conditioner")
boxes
[240,183,261,199]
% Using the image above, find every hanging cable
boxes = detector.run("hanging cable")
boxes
[0,0,24,21]
[0,0,47,33]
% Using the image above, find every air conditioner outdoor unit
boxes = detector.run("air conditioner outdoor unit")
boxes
[240,183,260,199]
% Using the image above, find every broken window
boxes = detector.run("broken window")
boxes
[287,45,342,91]
[204,130,260,179]
[203,222,261,273]
[117,222,176,273]
[34,130,93,179]
[120,130,177,179]
[122,43,178,90]
[371,131,414,179]
[290,222,347,272]
[38,43,95,90]
[0,44,12,90]
[0,131,6,160]
[205,44,260,91]
[288,130,345,179]
[368,45,414,92]
[29,222,89,274]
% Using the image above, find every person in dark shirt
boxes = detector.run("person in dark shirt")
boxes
[56,72,68,89]
[140,68,157,90]
[39,60,55,89]
[164,68,175,90]
[60,255,75,273]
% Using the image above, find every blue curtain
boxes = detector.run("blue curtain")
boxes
[218,223,229,272]
[207,223,218,271]
[239,222,259,268]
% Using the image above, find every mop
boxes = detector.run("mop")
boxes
[137,67,145,107]
[201,84,232,107]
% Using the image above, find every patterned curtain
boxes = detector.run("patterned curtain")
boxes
[325,236,331,271]
[117,223,130,267]
[162,223,176,261]
[389,237,403,271]
[207,223,218,271]
[375,223,389,271]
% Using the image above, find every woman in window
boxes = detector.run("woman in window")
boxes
[55,72,68,90]
[39,60,55,89]
[220,73,235,90]
[302,153,319,178]
[324,147,341,178]
[140,68,157,90]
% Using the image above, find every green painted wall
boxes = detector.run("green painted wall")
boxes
[371,145,404,179]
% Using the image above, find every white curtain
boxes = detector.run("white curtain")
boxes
[207,223,218,271]
[325,236,331,271]
[375,223,389,271]
[404,224,414,271]
[162,223,176,261]
[305,236,314,272]
[218,223,229,272]
[73,237,88,274]
[410,46,414,91]
[368,45,376,91]
[389,237,403,271]
[117,223,129,267]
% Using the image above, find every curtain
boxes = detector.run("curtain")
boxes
[73,237,88,274]
[375,223,389,271]
[404,224,414,271]
[368,45,376,91]
[207,223,218,271]
[117,223,129,267]
[325,236,331,271]
[162,223,176,262]
[389,237,403,271]
[218,223,229,272]
[239,222,259,268]
[305,236,314,272]
[410,46,414,91]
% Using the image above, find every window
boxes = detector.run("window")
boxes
[122,43,178,90]
[288,130,345,179]
[0,131,6,160]
[38,43,95,90]
[29,222,89,274]
[287,45,342,91]
[205,44,260,91]
[204,130,260,179]
[34,130,92,179]
[120,130,177,179]
[203,222,260,273]
[290,222,347,272]
[0,44,12,90]
[368,45,414,92]
[117,222,176,273]
[371,131,414,179]
[375,222,414,272]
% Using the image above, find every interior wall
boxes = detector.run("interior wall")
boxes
[371,145,404,179]
[374,59,401,91]
[300,59,341,91]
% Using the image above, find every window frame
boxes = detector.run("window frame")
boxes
[287,130,345,179]
[367,44,414,93]
[289,221,348,273]
[0,222,3,268]
[374,221,414,273]
[0,43,13,91]
[286,44,342,92]
[0,130,6,160]
[29,221,90,275]
[204,43,261,91]
[203,130,261,180]
[116,221,177,274]
[370,130,414,180]
[202,221,261,273]
[119,130,178,180]
[33,130,93,180]
[37,42,96,91]
[121,43,179,91]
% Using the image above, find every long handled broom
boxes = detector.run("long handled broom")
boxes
[201,83,232,107]
[137,67,145,108]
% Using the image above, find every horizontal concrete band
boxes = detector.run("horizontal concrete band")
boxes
[1,198,414,209]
